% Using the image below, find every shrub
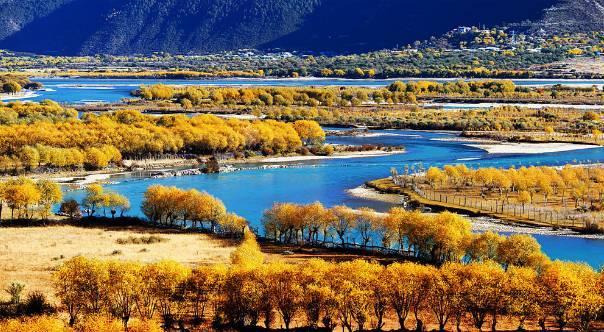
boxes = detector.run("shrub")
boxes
[115,235,167,245]
[5,282,25,305]
[0,316,66,332]
[22,291,53,316]
[75,314,122,332]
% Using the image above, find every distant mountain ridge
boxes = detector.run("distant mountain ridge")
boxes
[0,0,601,55]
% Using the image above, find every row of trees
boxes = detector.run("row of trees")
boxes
[141,185,247,235]
[12,144,123,171]
[419,164,604,210]
[262,203,546,267]
[0,108,326,172]
[264,105,603,135]
[76,184,130,219]
[135,84,418,107]
[135,81,604,109]
[0,177,62,220]
[39,231,604,332]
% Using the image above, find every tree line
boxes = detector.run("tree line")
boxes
[134,84,417,108]
[5,230,604,331]
[0,107,325,172]
[262,202,546,267]
[264,105,602,135]
[134,81,604,109]
[141,185,247,235]
[0,177,62,221]
[417,164,604,212]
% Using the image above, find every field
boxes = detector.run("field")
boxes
[0,226,237,301]
[0,225,397,304]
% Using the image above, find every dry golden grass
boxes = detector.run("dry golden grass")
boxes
[0,226,238,301]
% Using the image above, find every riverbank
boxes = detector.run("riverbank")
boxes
[351,180,604,239]
[0,90,39,101]
[0,148,404,186]
[462,130,604,147]
[362,178,601,234]
[468,142,601,154]
[260,149,405,163]
[433,136,603,154]
[346,185,404,204]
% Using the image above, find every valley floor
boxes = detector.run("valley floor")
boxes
[0,226,237,301]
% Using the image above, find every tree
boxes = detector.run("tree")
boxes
[59,199,81,220]
[426,167,447,189]
[386,262,429,331]
[517,190,531,213]
[293,120,325,146]
[146,261,190,329]
[330,260,377,332]
[188,264,227,322]
[230,230,264,269]
[497,234,547,270]
[330,206,356,246]
[506,266,541,331]
[538,261,589,331]
[466,231,503,263]
[53,257,108,325]
[82,184,105,217]
[593,129,602,143]
[2,81,22,94]
[84,148,109,170]
[36,179,62,220]
[18,146,40,170]
[428,263,465,332]
[106,192,130,219]
[266,263,303,330]
[583,111,599,121]
[459,262,507,331]
[5,282,25,306]
[105,261,141,329]
[355,207,378,248]
[544,126,555,136]
[4,177,41,219]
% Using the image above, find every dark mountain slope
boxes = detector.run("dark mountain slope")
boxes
[262,0,560,52]
[0,0,599,55]
[0,0,75,40]
[538,0,604,32]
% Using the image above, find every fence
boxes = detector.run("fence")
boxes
[394,177,602,229]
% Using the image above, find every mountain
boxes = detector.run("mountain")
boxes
[0,0,600,55]
[538,0,604,32]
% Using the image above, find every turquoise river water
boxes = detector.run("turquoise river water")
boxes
[63,129,604,268]
[15,77,604,104]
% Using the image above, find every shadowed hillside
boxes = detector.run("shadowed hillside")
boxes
[0,0,599,55]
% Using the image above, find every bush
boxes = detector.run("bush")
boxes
[116,235,167,245]
[76,314,122,332]
[5,282,25,305]
[22,292,53,316]
[0,316,65,332]
[128,319,163,332]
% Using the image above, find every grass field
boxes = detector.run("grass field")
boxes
[0,224,398,304]
[0,226,238,301]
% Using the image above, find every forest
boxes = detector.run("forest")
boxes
[0,103,325,173]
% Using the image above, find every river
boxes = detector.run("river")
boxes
[63,129,604,268]
[15,77,604,104]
